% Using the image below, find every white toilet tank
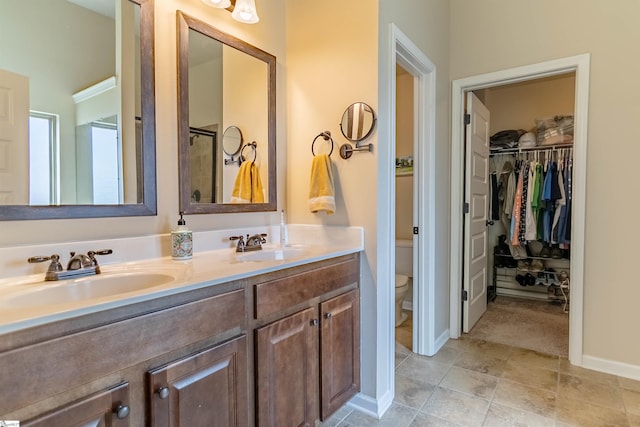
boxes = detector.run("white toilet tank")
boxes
[395,239,413,277]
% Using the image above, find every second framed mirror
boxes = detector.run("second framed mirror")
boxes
[177,11,276,214]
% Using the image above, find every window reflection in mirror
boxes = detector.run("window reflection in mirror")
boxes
[0,0,156,220]
[177,12,276,214]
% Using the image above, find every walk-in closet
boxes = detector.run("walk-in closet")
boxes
[464,73,576,357]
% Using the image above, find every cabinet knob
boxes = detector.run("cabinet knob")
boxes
[114,404,130,419]
[157,386,170,399]
[324,312,332,319]
[311,319,318,326]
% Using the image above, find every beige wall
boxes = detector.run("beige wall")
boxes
[483,73,576,135]
[1,0,287,246]
[285,0,379,397]
[451,0,640,366]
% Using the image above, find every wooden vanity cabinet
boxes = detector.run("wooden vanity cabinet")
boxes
[253,254,360,427]
[1,253,360,427]
[256,307,319,427]
[319,289,360,419]
[148,335,248,427]
[1,286,246,426]
[23,383,131,427]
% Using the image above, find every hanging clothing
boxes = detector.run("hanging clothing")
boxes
[525,162,538,241]
[558,158,573,244]
[498,161,527,259]
[491,173,500,221]
[510,163,525,246]
[551,162,566,244]
[518,162,530,244]
[533,162,545,240]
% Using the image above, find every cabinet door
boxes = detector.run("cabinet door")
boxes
[148,335,248,427]
[320,289,360,420]
[255,307,318,427]
[23,383,130,427]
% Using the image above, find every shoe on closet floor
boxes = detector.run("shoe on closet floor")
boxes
[524,273,536,286]
[539,245,551,258]
[530,259,545,273]
[550,246,563,259]
[515,274,527,286]
[535,272,548,286]
[517,260,530,272]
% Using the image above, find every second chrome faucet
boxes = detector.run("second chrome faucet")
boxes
[230,233,267,252]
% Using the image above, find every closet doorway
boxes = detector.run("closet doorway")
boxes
[449,54,590,365]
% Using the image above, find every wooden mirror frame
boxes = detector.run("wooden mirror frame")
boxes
[0,0,157,221]
[177,11,276,214]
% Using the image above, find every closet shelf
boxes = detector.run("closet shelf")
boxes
[494,253,569,262]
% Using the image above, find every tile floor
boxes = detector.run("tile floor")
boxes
[320,312,640,427]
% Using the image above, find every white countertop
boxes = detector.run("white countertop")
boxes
[0,225,364,335]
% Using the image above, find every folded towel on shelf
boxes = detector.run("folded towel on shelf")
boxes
[309,154,335,214]
[231,161,264,203]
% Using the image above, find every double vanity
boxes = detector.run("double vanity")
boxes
[0,226,363,426]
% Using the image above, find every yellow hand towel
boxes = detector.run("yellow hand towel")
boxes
[231,161,265,203]
[309,154,335,214]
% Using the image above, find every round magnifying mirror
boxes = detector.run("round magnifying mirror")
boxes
[340,102,376,142]
[222,126,243,156]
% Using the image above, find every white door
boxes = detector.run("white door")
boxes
[463,92,490,332]
[0,68,29,204]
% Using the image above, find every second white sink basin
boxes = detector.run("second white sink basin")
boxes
[0,272,176,310]
[236,247,306,262]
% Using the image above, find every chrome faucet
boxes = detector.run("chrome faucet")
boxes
[28,249,113,281]
[230,233,267,252]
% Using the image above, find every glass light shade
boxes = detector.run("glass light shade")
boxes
[202,0,231,8]
[231,0,259,24]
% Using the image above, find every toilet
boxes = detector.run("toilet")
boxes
[395,239,412,327]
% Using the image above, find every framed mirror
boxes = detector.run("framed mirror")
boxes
[177,11,276,214]
[340,102,376,143]
[0,0,157,220]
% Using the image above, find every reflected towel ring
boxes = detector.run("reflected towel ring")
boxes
[239,141,257,165]
[311,131,334,157]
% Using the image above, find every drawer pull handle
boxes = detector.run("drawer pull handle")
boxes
[311,319,318,326]
[324,312,332,319]
[114,404,130,419]
[157,387,170,399]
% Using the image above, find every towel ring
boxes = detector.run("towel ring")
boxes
[239,141,257,165]
[311,131,334,157]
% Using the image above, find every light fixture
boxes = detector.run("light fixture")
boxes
[231,0,259,24]
[202,0,259,24]
[201,0,231,8]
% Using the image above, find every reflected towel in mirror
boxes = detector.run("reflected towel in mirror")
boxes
[231,161,264,203]
[309,154,335,214]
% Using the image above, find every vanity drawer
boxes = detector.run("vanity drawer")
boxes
[254,255,359,319]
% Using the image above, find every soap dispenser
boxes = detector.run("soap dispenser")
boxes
[172,212,193,260]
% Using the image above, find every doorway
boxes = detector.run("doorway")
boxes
[449,54,590,365]
[390,25,438,358]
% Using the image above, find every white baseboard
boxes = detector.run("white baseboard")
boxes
[348,389,393,419]
[434,329,450,353]
[582,355,640,381]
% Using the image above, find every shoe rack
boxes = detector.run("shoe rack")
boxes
[493,252,570,311]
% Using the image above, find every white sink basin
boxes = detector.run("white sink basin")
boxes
[0,272,176,309]
[236,247,306,262]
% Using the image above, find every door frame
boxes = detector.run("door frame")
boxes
[389,25,438,357]
[449,54,590,365]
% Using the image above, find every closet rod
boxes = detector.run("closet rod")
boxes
[490,143,573,157]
